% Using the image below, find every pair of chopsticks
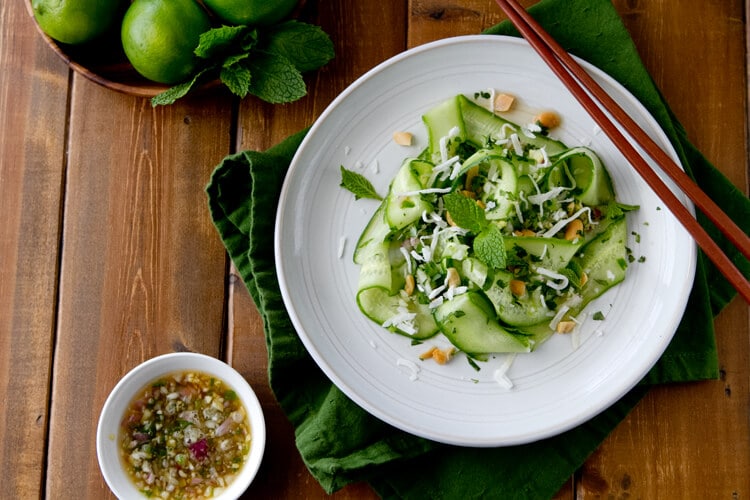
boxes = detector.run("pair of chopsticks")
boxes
[495,0,750,304]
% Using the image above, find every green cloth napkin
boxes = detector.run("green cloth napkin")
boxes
[206,0,749,497]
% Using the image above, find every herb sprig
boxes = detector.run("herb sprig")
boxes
[339,166,383,201]
[443,192,507,269]
[152,20,334,106]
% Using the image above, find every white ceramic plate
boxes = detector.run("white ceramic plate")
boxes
[275,35,695,446]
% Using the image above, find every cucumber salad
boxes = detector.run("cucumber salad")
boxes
[342,93,636,365]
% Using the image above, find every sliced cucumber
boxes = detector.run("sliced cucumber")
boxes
[550,147,614,206]
[422,96,466,161]
[456,94,568,155]
[356,242,392,292]
[356,287,439,339]
[460,256,489,288]
[484,281,552,327]
[433,292,532,354]
[353,201,390,264]
[570,216,628,314]
[455,150,518,220]
[385,158,434,230]
[505,235,583,272]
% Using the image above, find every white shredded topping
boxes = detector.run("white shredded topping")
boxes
[449,160,464,180]
[396,358,420,381]
[428,296,444,309]
[509,133,524,156]
[527,123,543,133]
[512,201,524,224]
[438,127,460,163]
[428,284,446,300]
[542,207,595,238]
[606,269,616,281]
[535,266,569,290]
[549,305,570,331]
[496,123,516,140]
[399,246,412,274]
[344,146,351,155]
[337,236,347,259]
[527,186,571,206]
[370,159,380,174]
[540,244,548,260]
[493,354,516,389]
[521,126,537,139]
[539,146,550,167]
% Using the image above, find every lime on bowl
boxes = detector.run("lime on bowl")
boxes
[25,0,219,98]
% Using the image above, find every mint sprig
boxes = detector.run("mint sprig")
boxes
[474,225,506,269]
[443,192,507,269]
[151,21,334,106]
[340,166,382,201]
[443,192,486,234]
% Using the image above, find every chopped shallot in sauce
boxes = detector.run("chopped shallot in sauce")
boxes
[119,371,251,499]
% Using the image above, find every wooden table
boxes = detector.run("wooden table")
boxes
[1,0,748,498]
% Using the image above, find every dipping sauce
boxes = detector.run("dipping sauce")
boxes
[119,371,251,499]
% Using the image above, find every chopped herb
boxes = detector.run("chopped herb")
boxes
[466,357,481,371]
[592,311,605,321]
[339,166,383,200]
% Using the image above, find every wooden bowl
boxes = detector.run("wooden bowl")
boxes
[25,0,218,98]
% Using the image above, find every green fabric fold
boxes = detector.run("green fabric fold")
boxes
[206,0,748,497]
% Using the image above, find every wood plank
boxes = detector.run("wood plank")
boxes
[578,0,750,497]
[226,1,407,497]
[45,77,234,497]
[0,1,69,497]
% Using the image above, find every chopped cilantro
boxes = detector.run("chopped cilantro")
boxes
[592,311,606,321]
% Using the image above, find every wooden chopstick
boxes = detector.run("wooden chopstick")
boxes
[494,0,750,304]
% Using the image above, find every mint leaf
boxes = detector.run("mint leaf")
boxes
[195,25,248,59]
[443,192,486,234]
[222,52,250,68]
[150,69,209,106]
[245,51,306,103]
[340,166,382,201]
[263,21,335,72]
[473,225,507,269]
[220,64,251,97]
[606,201,639,220]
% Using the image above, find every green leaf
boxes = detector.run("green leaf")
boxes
[222,52,250,68]
[340,166,382,201]
[263,20,335,72]
[606,201,639,220]
[220,64,251,97]
[443,192,486,234]
[195,25,248,59]
[240,29,259,52]
[474,225,507,270]
[246,51,306,104]
[150,69,209,107]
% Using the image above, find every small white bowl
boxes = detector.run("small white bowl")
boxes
[97,352,266,499]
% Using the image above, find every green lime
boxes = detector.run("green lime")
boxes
[121,0,211,85]
[202,0,297,26]
[32,0,126,45]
